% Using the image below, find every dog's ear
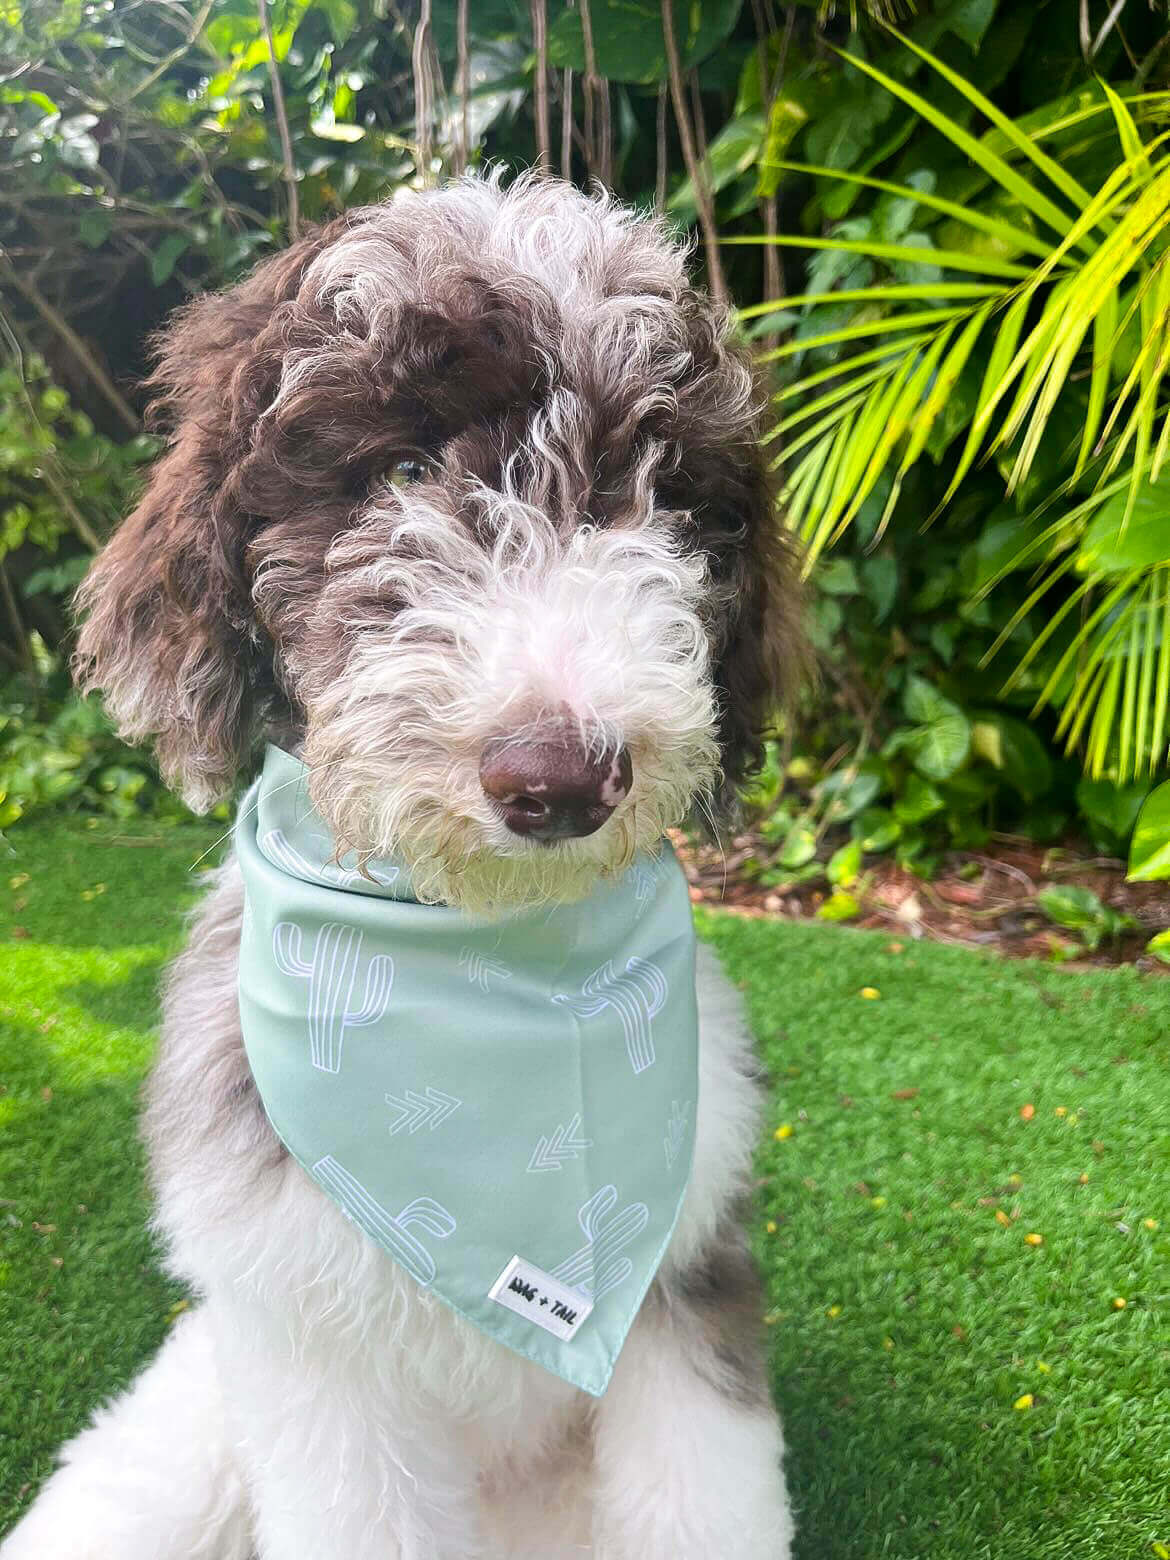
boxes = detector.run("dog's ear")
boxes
[73,229,334,811]
[670,298,808,795]
[709,437,807,792]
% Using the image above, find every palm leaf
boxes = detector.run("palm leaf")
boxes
[753,40,1170,775]
[873,27,1098,224]
[830,41,1089,244]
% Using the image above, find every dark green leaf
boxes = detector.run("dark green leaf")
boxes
[1076,777,1148,842]
[1129,782,1170,881]
[970,712,1053,799]
[854,807,902,853]
[1076,482,1170,576]
[150,233,190,286]
[79,206,114,248]
[547,0,741,86]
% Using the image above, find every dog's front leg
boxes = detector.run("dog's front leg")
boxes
[214,1295,487,1560]
[589,1266,794,1560]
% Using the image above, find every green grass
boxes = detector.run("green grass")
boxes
[2,820,1169,1556]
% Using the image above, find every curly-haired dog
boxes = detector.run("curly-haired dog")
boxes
[3,174,802,1560]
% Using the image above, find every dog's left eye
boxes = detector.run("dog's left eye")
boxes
[382,458,432,488]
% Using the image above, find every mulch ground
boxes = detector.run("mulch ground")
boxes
[675,830,1170,971]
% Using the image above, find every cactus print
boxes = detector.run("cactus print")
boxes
[550,1185,650,1300]
[312,1155,456,1286]
[272,921,394,1072]
[553,957,667,1073]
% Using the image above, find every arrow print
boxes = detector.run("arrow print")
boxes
[527,1112,594,1173]
[385,1086,462,1136]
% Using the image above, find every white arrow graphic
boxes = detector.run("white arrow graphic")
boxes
[664,1099,692,1170]
[527,1113,594,1173]
[385,1086,462,1135]
[459,947,513,992]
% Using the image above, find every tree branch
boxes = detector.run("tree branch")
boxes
[561,67,574,179]
[256,0,299,238]
[0,303,106,551]
[456,0,470,173]
[123,0,216,104]
[577,0,611,185]
[661,0,726,305]
[0,254,140,434]
[0,562,36,681]
[530,0,552,172]
[412,0,436,185]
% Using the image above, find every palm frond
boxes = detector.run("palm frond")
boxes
[754,37,1170,778]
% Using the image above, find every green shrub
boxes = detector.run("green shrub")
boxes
[2,0,1168,874]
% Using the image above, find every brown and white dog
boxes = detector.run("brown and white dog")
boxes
[2,173,802,1560]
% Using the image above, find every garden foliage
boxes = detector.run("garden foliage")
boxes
[1,0,1168,887]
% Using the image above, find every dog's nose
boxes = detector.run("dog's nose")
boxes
[480,734,633,841]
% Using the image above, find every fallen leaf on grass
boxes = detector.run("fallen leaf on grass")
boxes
[891,1088,919,1101]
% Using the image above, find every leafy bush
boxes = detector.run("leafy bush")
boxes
[1,0,1168,877]
[0,645,195,829]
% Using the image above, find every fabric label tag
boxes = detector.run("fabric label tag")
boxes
[489,1255,594,1341]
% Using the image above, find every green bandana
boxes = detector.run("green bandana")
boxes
[235,746,699,1396]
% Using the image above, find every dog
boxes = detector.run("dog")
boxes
[2,173,802,1560]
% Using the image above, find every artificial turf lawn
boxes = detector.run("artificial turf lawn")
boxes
[1,819,1168,1556]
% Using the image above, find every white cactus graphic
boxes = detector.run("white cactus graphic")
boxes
[459,946,513,992]
[553,957,667,1073]
[272,920,394,1073]
[312,1155,455,1286]
[550,1185,649,1300]
[263,829,398,891]
[630,862,655,904]
[664,1099,692,1170]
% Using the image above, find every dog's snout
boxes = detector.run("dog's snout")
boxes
[480,734,633,842]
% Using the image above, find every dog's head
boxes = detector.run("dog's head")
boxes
[75,175,801,909]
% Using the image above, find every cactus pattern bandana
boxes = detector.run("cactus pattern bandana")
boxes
[235,745,699,1396]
